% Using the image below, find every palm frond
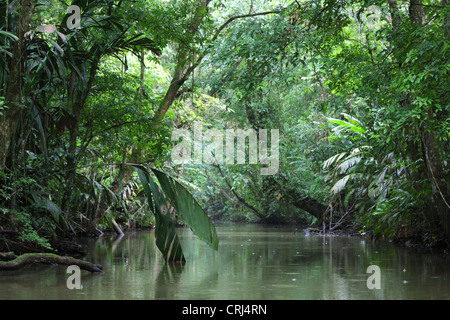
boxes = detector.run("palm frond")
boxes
[131,165,219,261]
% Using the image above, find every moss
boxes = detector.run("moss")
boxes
[0,252,103,273]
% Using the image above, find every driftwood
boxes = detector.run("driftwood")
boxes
[0,252,103,273]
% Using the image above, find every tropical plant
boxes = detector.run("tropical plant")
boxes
[133,165,219,262]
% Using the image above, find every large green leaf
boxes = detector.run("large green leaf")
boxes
[151,169,219,251]
[328,114,366,136]
[133,165,185,262]
[132,165,219,262]
[0,30,18,41]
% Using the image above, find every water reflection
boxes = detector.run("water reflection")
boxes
[0,223,448,299]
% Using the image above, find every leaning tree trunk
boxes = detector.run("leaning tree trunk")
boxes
[152,0,212,127]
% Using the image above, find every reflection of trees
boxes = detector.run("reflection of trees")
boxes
[154,263,185,299]
[76,225,450,299]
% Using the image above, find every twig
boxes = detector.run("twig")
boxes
[214,165,265,219]
[330,203,355,231]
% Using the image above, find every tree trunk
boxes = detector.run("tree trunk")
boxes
[106,215,124,236]
[152,0,211,126]
[61,57,100,215]
[408,0,450,239]
[0,0,35,171]
[151,2,279,127]
[153,70,187,124]
[388,0,401,28]
[290,195,328,222]
[444,0,450,40]
[421,112,450,238]
[0,252,103,273]
[138,50,146,98]
[409,0,426,25]
[205,171,239,206]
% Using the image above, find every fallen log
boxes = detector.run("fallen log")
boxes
[0,252,18,260]
[0,252,103,273]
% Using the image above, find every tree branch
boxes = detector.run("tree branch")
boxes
[205,170,239,205]
[213,10,281,39]
[152,9,281,125]
[214,165,265,219]
[0,252,103,273]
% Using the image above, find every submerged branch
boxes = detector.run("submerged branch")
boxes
[0,252,103,273]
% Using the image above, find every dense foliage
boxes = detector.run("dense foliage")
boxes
[0,0,448,257]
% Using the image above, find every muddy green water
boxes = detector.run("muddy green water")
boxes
[0,223,449,299]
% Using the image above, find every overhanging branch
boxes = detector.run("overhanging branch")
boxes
[152,8,281,125]
[214,165,265,219]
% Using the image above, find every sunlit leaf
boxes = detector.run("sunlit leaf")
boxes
[337,156,362,173]
[323,152,347,169]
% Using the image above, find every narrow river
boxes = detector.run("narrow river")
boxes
[0,223,448,299]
